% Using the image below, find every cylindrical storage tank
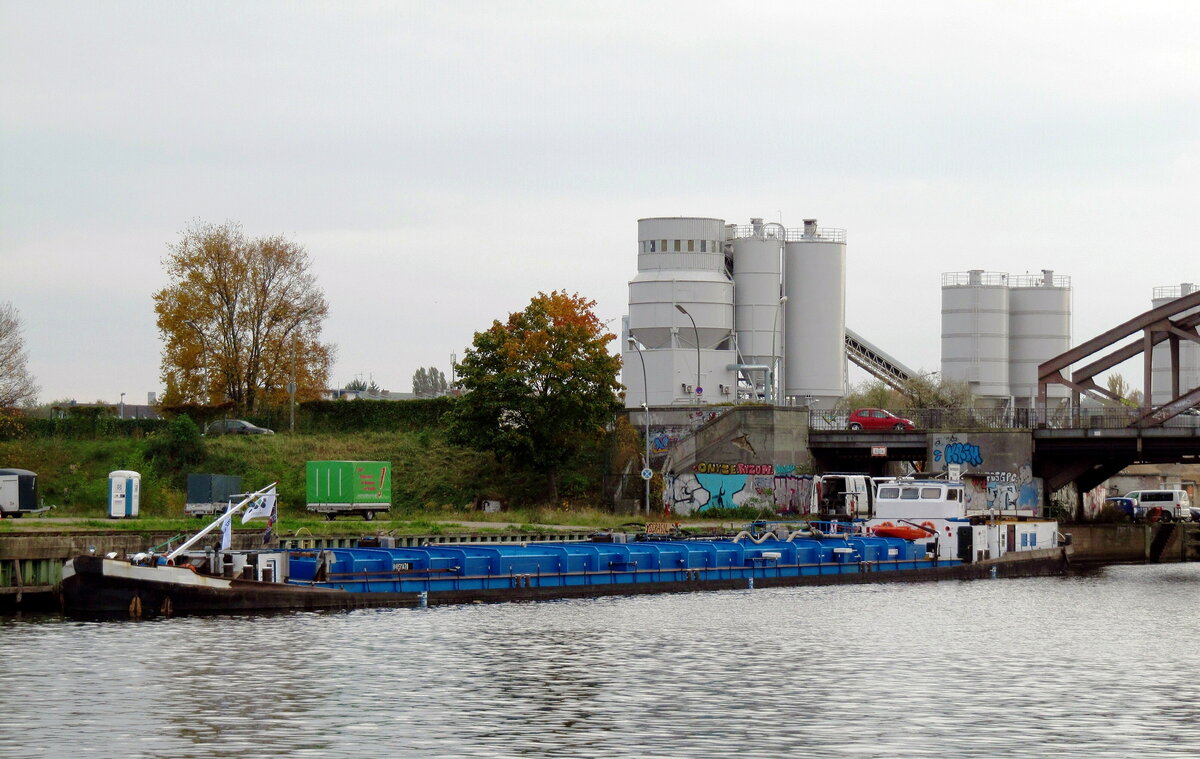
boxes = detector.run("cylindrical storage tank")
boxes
[108,470,141,519]
[1008,270,1071,404]
[731,227,784,371]
[941,271,1010,400]
[783,224,847,404]
[628,217,731,350]
[1151,282,1200,405]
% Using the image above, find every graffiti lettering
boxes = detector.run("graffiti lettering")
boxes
[942,442,983,467]
[693,462,774,476]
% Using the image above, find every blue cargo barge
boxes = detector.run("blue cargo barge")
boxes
[289,534,940,594]
[59,484,1072,618]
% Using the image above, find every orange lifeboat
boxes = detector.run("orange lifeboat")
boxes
[873,525,931,540]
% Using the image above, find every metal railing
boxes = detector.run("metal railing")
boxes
[809,407,1200,432]
[1152,284,1197,300]
[941,271,1009,287]
[725,226,847,243]
[1009,273,1071,288]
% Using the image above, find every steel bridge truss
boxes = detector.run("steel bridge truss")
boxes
[1038,289,1200,428]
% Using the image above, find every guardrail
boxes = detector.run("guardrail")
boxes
[810,408,1200,432]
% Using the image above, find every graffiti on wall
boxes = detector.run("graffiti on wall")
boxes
[663,464,813,516]
[963,466,1040,513]
[932,434,984,468]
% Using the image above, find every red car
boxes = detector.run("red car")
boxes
[847,408,915,431]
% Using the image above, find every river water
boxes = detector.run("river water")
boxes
[2,563,1199,758]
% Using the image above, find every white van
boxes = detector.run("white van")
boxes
[1123,489,1193,522]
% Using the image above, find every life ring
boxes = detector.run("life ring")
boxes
[921,521,937,534]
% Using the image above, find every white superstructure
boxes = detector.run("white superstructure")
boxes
[1150,283,1200,405]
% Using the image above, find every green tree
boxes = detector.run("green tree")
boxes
[142,413,206,476]
[153,220,334,412]
[1104,373,1142,408]
[345,376,381,393]
[0,301,39,408]
[447,291,622,501]
[412,366,449,397]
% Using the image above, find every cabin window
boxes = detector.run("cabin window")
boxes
[948,489,961,501]
[700,240,707,252]
[900,488,920,500]
[674,239,681,252]
[921,487,942,499]
[878,486,900,499]
[648,240,655,252]
[688,239,695,252]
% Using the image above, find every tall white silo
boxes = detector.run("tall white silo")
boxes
[1150,282,1200,406]
[941,270,1010,403]
[1008,270,1071,406]
[626,217,736,407]
[731,219,784,393]
[783,220,846,406]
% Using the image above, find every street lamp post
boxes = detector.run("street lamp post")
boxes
[289,307,318,434]
[628,337,651,515]
[119,392,125,419]
[770,295,788,403]
[674,304,700,404]
[183,320,209,404]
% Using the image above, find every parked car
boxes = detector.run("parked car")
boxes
[1123,489,1192,522]
[1104,496,1137,521]
[847,408,915,431]
[204,419,274,436]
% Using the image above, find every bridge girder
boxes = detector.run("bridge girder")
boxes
[1038,290,1200,426]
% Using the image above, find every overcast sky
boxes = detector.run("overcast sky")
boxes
[3,1,1198,405]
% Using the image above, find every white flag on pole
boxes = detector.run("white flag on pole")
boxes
[242,486,277,523]
[220,507,232,550]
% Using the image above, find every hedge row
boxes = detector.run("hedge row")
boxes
[14,417,170,440]
[297,396,456,432]
[5,397,458,440]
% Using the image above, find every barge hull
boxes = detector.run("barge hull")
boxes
[61,548,1070,619]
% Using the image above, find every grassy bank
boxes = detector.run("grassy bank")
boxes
[0,430,543,520]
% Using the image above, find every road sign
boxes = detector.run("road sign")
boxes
[696,386,703,396]
[641,468,654,481]
[948,463,962,480]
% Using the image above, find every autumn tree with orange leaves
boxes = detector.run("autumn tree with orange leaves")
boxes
[154,221,333,413]
[448,291,622,502]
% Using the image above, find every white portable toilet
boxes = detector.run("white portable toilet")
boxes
[108,470,141,518]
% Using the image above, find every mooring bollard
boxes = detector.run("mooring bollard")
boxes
[990,565,998,579]
[418,591,428,608]
[748,577,754,590]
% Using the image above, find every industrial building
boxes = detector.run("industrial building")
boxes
[939,269,1073,410]
[1150,283,1200,406]
[622,216,850,410]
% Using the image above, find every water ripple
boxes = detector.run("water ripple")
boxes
[2,563,1199,757]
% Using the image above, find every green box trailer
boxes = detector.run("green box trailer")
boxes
[305,461,391,521]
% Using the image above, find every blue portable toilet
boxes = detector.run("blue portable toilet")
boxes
[108,470,141,518]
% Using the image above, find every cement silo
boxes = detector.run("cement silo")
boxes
[1150,282,1200,406]
[1008,270,1071,405]
[731,219,784,395]
[783,220,846,406]
[941,270,1011,403]
[625,217,736,407]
